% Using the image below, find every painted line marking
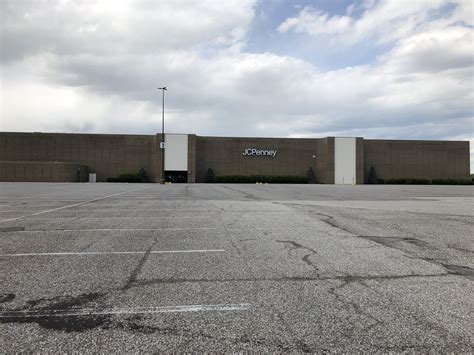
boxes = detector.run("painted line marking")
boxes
[0,186,153,224]
[0,303,250,318]
[0,197,89,199]
[0,209,217,213]
[19,216,212,220]
[0,249,226,257]
[0,205,81,208]
[2,227,217,233]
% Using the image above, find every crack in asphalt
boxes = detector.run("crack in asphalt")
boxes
[149,324,313,352]
[314,212,354,234]
[447,245,474,254]
[358,235,429,247]
[0,293,16,303]
[0,226,25,232]
[276,240,319,275]
[214,202,248,259]
[441,264,474,280]
[231,328,314,352]
[114,319,181,335]
[268,305,315,352]
[276,203,473,283]
[357,236,473,281]
[122,237,160,290]
[272,202,355,234]
[125,272,451,288]
[327,278,384,332]
[221,186,262,200]
[80,241,96,252]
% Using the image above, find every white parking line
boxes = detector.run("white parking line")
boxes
[5,227,216,232]
[0,249,226,257]
[0,186,153,224]
[0,197,87,199]
[21,216,212,220]
[0,303,251,317]
[0,205,79,209]
[0,209,217,213]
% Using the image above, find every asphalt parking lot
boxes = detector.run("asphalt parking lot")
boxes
[0,182,473,352]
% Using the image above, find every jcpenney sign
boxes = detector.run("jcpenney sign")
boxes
[242,148,277,157]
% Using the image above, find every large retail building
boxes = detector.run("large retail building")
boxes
[0,132,470,184]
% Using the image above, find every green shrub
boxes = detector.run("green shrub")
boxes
[138,168,149,183]
[408,178,430,184]
[213,175,308,184]
[307,167,316,184]
[431,178,473,185]
[107,168,149,183]
[205,168,215,183]
[367,166,378,184]
[377,178,473,185]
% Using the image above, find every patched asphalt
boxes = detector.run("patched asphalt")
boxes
[0,182,473,352]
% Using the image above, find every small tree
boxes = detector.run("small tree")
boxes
[138,168,149,183]
[367,166,378,184]
[205,168,215,183]
[307,167,316,184]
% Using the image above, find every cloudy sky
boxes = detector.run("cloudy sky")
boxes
[1,0,473,167]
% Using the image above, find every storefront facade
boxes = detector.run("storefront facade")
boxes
[0,132,470,183]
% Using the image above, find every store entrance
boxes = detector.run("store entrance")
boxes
[165,171,188,183]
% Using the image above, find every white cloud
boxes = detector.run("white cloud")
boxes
[278,8,352,35]
[449,0,474,26]
[278,0,459,46]
[382,27,473,73]
[0,0,256,61]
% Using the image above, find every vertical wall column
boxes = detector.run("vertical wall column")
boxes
[152,133,164,183]
[188,134,196,183]
[356,137,364,184]
[326,137,335,184]
[334,137,356,184]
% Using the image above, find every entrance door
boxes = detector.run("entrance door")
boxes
[165,171,188,183]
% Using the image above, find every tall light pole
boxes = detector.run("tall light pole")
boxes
[158,87,167,184]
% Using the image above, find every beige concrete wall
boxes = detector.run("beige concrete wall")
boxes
[364,139,470,181]
[0,132,162,182]
[0,162,89,182]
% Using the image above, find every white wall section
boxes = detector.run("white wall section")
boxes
[335,137,356,185]
[165,134,188,171]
